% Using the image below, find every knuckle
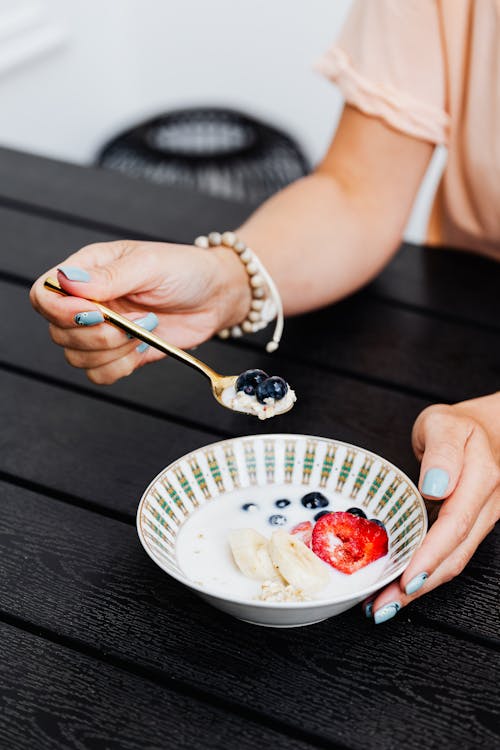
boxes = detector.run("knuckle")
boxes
[93,326,115,349]
[136,246,157,275]
[486,463,500,493]
[29,283,41,313]
[64,349,82,368]
[453,512,473,545]
[87,368,113,385]
[122,355,137,378]
[48,324,63,345]
[448,551,470,581]
[420,404,450,428]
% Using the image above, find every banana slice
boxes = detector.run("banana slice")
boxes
[229,528,280,581]
[269,530,330,594]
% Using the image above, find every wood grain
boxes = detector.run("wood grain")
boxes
[0,483,498,749]
[371,243,500,331]
[0,621,320,750]
[0,146,254,243]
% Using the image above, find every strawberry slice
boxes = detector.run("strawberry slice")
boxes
[312,511,388,574]
[290,521,313,548]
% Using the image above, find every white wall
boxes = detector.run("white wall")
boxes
[0,0,444,241]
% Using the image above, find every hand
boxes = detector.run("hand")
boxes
[366,395,500,624]
[30,239,250,384]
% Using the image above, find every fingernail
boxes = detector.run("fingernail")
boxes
[135,314,158,353]
[58,265,91,282]
[127,312,159,339]
[422,468,449,498]
[374,602,400,625]
[364,601,373,618]
[134,312,158,330]
[74,311,105,326]
[405,572,428,596]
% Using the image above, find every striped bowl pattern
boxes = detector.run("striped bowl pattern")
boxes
[137,434,427,627]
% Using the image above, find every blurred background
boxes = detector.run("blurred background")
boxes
[0,0,445,240]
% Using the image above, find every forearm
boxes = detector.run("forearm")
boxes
[236,171,401,316]
[217,107,433,321]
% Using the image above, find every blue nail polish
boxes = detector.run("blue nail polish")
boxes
[374,602,400,625]
[74,311,104,326]
[405,572,428,596]
[136,342,149,354]
[58,265,91,282]
[135,312,158,330]
[364,601,373,618]
[422,468,449,498]
[127,312,159,338]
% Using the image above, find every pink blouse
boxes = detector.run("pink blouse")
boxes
[316,0,500,260]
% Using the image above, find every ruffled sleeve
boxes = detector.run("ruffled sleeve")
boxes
[315,0,450,145]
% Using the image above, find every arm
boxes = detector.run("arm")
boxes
[233,105,434,315]
[30,105,433,381]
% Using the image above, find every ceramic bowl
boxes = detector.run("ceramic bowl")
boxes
[136,434,427,627]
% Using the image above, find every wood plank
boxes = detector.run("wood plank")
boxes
[0,147,253,243]
[0,622,319,750]
[372,243,500,331]
[1,202,498,405]
[0,314,428,504]
[0,368,222,519]
[257,292,500,403]
[1,148,499,330]
[0,205,110,282]
[0,483,498,750]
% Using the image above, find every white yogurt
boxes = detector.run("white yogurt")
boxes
[222,385,296,419]
[176,484,388,601]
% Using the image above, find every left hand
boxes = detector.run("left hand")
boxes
[366,394,500,624]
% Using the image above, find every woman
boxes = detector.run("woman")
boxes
[30,0,500,624]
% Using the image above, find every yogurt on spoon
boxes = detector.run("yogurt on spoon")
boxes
[221,369,297,420]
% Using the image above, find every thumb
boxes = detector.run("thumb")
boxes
[57,242,155,302]
[412,406,472,500]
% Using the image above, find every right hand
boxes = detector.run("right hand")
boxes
[30,239,250,384]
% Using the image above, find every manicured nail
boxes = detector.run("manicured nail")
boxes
[422,468,449,498]
[58,265,91,282]
[74,311,105,326]
[374,602,400,625]
[364,601,373,618]
[126,312,159,339]
[134,313,158,330]
[405,572,428,596]
[133,313,158,353]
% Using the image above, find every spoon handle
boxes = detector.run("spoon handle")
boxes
[43,277,219,382]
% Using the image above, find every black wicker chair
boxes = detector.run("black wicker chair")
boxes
[97,107,309,204]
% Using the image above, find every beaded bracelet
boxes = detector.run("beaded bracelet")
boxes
[194,231,284,353]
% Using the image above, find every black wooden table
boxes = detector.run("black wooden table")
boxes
[0,146,498,749]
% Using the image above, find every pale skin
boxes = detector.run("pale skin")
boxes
[30,106,500,622]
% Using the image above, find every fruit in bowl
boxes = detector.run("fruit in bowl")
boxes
[136,435,427,627]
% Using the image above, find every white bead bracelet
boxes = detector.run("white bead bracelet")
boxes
[194,231,284,353]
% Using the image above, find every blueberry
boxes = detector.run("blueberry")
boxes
[346,507,367,519]
[314,510,331,521]
[241,503,258,512]
[269,514,287,526]
[235,369,269,396]
[370,518,385,529]
[255,376,288,403]
[301,492,329,510]
[275,498,291,508]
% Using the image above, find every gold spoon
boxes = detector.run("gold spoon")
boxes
[44,277,294,417]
